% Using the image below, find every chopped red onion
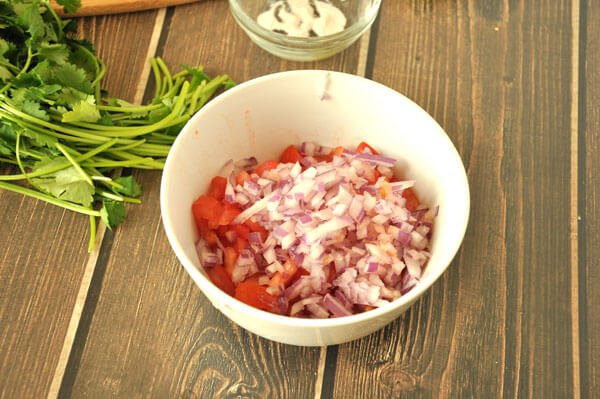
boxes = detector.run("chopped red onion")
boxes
[201,144,437,317]
[355,152,397,167]
[234,157,258,170]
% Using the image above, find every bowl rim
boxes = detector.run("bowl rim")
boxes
[228,0,382,45]
[160,70,470,328]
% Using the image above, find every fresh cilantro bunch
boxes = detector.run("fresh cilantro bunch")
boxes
[0,0,234,251]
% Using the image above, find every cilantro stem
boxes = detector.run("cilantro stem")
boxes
[91,175,124,190]
[156,58,173,97]
[55,142,94,187]
[0,138,119,181]
[42,0,64,41]
[110,139,146,152]
[65,82,190,137]
[15,47,33,80]
[0,107,109,143]
[83,158,155,168]
[0,157,18,165]
[97,103,162,113]
[96,189,141,204]
[0,181,101,216]
[0,60,19,73]
[15,131,43,192]
[151,59,162,99]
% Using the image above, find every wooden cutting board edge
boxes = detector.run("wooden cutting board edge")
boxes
[50,0,203,17]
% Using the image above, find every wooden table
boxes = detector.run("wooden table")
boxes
[1,1,598,397]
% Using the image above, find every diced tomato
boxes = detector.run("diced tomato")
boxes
[235,276,279,313]
[236,170,251,186]
[331,146,344,157]
[192,195,223,228]
[287,265,309,286]
[356,141,378,154]
[195,217,209,238]
[279,145,303,164]
[269,257,298,289]
[231,224,250,240]
[234,237,248,252]
[244,219,268,241]
[208,176,227,200]
[365,167,381,185]
[195,218,219,248]
[218,202,241,225]
[207,265,235,296]
[224,247,238,277]
[314,154,333,163]
[402,187,420,212]
[253,160,278,177]
[204,230,218,247]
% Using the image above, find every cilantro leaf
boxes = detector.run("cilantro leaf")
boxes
[32,165,95,207]
[55,0,82,15]
[49,63,93,94]
[112,176,142,197]
[37,42,70,65]
[54,87,90,108]
[62,100,100,123]
[69,46,98,80]
[16,2,57,44]
[21,127,58,148]
[11,71,43,88]
[0,66,12,80]
[21,100,49,121]
[100,200,126,229]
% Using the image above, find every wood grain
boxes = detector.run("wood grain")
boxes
[0,193,90,399]
[582,0,599,396]
[331,1,575,397]
[62,1,362,398]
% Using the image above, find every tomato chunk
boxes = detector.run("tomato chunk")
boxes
[218,202,242,225]
[402,187,420,212]
[331,146,344,157]
[192,195,222,228]
[253,160,278,177]
[269,258,298,289]
[279,145,303,164]
[231,224,250,240]
[224,247,238,277]
[235,277,279,313]
[208,176,227,200]
[236,170,251,186]
[244,219,268,241]
[234,237,248,252]
[356,141,378,155]
[207,265,235,296]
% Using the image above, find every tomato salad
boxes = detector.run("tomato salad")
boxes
[192,142,437,318]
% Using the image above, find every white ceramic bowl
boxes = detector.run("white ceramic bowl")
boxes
[160,70,469,346]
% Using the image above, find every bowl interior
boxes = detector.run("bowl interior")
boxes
[161,70,469,328]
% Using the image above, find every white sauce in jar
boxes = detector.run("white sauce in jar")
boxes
[257,0,347,38]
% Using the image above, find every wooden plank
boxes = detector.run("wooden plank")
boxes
[0,10,160,399]
[582,0,599,396]
[331,1,575,398]
[0,195,90,399]
[64,1,363,398]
